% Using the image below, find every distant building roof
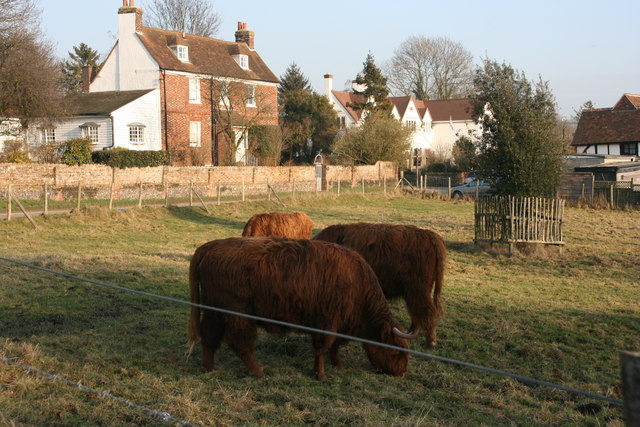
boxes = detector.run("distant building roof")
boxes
[136,27,279,84]
[331,90,365,122]
[67,89,155,116]
[422,98,475,122]
[572,94,640,146]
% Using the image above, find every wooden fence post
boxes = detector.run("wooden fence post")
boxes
[591,174,595,200]
[44,183,49,216]
[6,184,12,221]
[109,182,114,210]
[242,176,245,202]
[383,176,386,194]
[337,178,341,196]
[189,181,193,207]
[76,182,82,211]
[292,178,296,198]
[137,182,143,209]
[164,182,169,208]
[362,176,365,194]
[448,177,452,199]
[621,351,640,426]
[217,182,221,206]
[475,179,480,199]
[610,184,614,209]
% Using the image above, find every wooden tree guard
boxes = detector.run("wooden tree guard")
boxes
[474,196,565,253]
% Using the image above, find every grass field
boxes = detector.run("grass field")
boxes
[0,192,638,426]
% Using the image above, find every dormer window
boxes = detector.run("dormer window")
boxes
[174,45,189,62]
[233,54,249,70]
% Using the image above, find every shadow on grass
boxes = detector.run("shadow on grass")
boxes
[166,206,246,232]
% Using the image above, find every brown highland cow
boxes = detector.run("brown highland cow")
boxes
[314,223,446,347]
[188,237,411,379]
[241,211,313,239]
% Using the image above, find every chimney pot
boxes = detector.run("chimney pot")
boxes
[235,22,255,50]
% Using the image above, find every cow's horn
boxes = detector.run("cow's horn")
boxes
[393,327,419,339]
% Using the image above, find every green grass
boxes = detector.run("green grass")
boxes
[0,192,638,426]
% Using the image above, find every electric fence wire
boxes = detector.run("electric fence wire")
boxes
[0,256,624,408]
[0,356,199,426]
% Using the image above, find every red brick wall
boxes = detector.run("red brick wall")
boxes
[160,73,279,166]
[0,162,397,200]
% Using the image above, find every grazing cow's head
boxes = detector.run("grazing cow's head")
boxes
[363,322,409,376]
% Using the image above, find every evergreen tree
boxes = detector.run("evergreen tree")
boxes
[278,63,312,102]
[61,43,101,93]
[470,59,565,197]
[349,53,392,113]
[278,64,337,163]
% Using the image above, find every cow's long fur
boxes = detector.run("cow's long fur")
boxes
[313,223,446,347]
[188,237,408,379]
[242,211,313,239]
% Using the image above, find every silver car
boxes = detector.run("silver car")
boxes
[451,179,492,199]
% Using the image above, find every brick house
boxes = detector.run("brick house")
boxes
[69,0,279,165]
[323,74,478,166]
[572,93,640,157]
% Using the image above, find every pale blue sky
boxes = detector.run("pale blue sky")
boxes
[41,0,639,118]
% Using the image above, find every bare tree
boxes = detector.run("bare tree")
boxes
[386,36,474,100]
[207,78,278,165]
[0,0,65,130]
[142,0,222,37]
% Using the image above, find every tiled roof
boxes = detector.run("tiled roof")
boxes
[136,27,279,84]
[613,93,640,111]
[67,90,155,115]
[423,98,474,122]
[331,90,365,122]
[389,96,411,118]
[572,108,640,146]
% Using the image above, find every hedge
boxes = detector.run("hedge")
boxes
[92,150,171,168]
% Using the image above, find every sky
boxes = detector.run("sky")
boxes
[40,0,640,119]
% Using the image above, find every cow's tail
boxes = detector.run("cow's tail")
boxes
[432,235,446,321]
[187,250,202,357]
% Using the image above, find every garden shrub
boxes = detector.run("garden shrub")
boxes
[92,149,171,168]
[61,138,93,165]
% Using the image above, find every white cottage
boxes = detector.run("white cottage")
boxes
[27,89,161,151]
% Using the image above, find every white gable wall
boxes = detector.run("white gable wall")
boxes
[112,89,162,150]
[90,13,159,92]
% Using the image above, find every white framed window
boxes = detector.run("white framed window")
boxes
[128,123,145,144]
[80,123,99,144]
[189,78,201,104]
[41,128,56,143]
[405,120,417,131]
[219,81,230,107]
[189,121,202,147]
[234,54,249,70]
[246,84,256,106]
[176,45,189,62]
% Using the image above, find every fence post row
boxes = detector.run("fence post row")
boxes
[621,351,640,426]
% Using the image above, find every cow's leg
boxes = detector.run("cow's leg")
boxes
[329,339,345,369]
[201,311,225,371]
[312,333,336,380]
[225,316,263,377]
[405,287,437,347]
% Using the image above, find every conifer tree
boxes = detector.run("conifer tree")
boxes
[278,62,312,101]
[61,43,101,93]
[349,53,392,113]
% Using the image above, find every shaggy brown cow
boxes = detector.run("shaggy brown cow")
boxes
[241,211,313,239]
[313,223,446,347]
[188,237,410,379]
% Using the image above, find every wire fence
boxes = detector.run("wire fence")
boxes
[0,256,625,412]
[0,356,198,427]
[1,177,398,222]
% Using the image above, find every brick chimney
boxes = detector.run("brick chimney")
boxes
[119,0,143,33]
[324,74,333,98]
[81,66,93,92]
[235,22,254,50]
